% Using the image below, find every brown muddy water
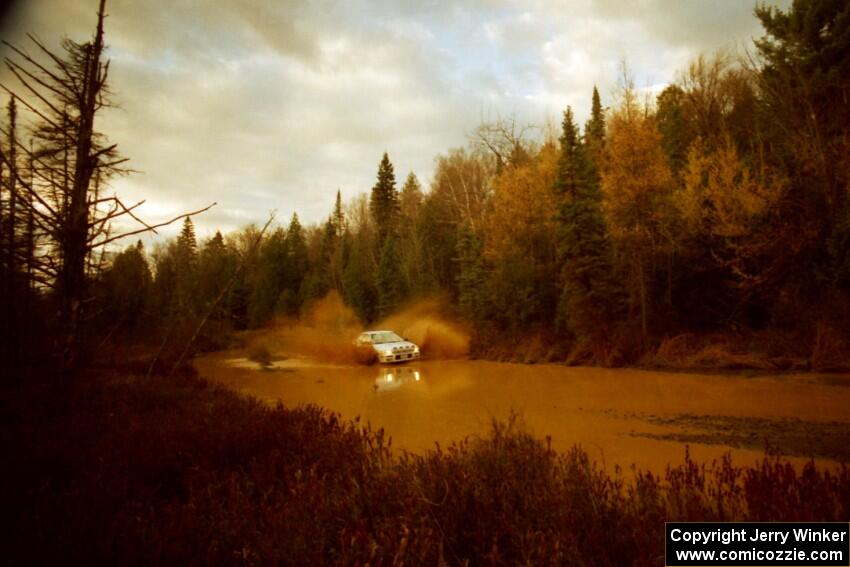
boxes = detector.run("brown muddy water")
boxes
[195,352,850,473]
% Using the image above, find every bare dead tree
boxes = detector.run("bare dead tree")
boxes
[0,0,215,372]
[471,114,536,171]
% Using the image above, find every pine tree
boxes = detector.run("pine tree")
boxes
[343,237,377,322]
[175,217,198,313]
[553,108,588,200]
[400,172,423,219]
[369,152,399,244]
[177,217,198,259]
[655,85,690,177]
[103,240,152,331]
[285,213,309,305]
[584,86,605,175]
[332,190,345,235]
[399,172,425,293]
[329,192,346,291]
[554,106,624,342]
[455,221,489,324]
[375,234,404,318]
[248,228,286,325]
[303,218,337,301]
[198,231,236,320]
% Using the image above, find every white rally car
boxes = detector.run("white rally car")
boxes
[354,330,421,364]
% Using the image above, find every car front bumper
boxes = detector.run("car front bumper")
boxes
[378,351,421,364]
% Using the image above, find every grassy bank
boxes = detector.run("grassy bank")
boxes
[2,368,848,565]
[470,326,850,373]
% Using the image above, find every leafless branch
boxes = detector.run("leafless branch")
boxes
[90,202,217,248]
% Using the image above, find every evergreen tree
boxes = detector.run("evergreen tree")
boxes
[754,0,850,299]
[399,172,423,220]
[455,221,489,324]
[553,108,588,200]
[584,86,606,175]
[248,228,286,326]
[285,213,310,305]
[151,241,179,318]
[375,234,405,318]
[369,152,399,244]
[102,240,152,331]
[177,217,198,261]
[302,218,337,302]
[655,85,691,177]
[332,190,345,235]
[399,172,426,293]
[554,106,624,341]
[175,217,199,313]
[343,237,377,322]
[198,231,237,320]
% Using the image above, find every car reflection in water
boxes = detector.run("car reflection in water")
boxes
[374,366,423,392]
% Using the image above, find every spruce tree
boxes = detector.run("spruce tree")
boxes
[375,234,404,318]
[399,172,425,293]
[198,231,236,320]
[332,190,345,235]
[303,218,336,301]
[554,106,624,342]
[285,213,309,305]
[400,172,423,218]
[343,237,377,322]
[103,240,152,330]
[177,217,198,260]
[554,108,588,200]
[327,192,346,293]
[248,228,286,326]
[584,86,605,174]
[175,217,198,314]
[655,85,690,177]
[455,221,489,324]
[369,152,399,244]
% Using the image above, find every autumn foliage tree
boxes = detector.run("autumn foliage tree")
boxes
[601,84,675,340]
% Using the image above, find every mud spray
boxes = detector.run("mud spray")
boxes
[375,297,470,359]
[253,291,469,365]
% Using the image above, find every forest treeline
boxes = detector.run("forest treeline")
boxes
[2,0,849,370]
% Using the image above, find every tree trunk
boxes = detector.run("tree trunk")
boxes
[638,258,648,342]
[58,0,106,373]
[7,97,19,362]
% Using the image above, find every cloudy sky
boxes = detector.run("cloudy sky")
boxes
[1,0,789,242]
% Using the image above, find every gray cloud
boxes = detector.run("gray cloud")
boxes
[1,0,790,243]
